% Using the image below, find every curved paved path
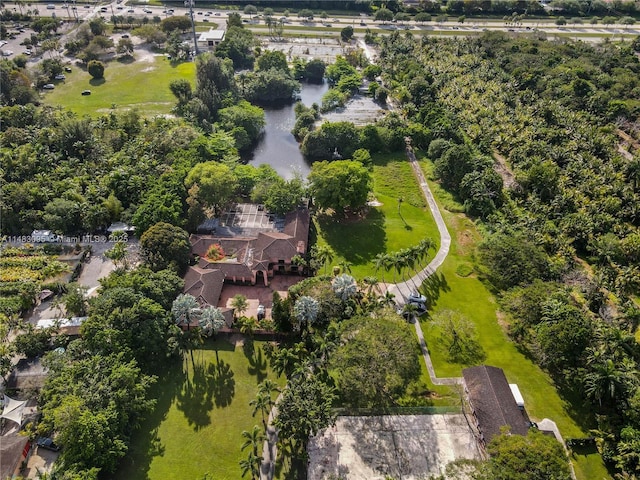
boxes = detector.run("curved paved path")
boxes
[260,43,461,480]
[388,141,461,386]
[259,394,280,480]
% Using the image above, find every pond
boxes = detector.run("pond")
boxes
[244,81,329,180]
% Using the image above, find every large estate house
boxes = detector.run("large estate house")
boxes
[183,203,310,311]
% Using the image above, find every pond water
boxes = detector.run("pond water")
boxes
[244,81,329,180]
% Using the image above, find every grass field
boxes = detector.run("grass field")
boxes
[415,158,610,480]
[313,152,441,280]
[115,338,282,480]
[42,54,195,117]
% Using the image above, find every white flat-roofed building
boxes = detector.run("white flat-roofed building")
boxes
[198,29,225,50]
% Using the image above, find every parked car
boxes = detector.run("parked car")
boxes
[54,74,65,80]
[64,66,72,72]
[42,83,55,89]
[121,33,129,38]
[408,291,427,305]
[257,304,265,320]
[37,437,60,452]
[81,90,91,95]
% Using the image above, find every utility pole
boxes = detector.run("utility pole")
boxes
[185,0,198,56]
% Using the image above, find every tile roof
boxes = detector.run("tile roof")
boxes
[183,266,225,308]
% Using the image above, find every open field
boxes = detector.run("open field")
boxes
[115,338,282,480]
[313,152,441,280]
[42,53,195,117]
[415,158,610,480]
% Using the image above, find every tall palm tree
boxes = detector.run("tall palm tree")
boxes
[313,244,334,275]
[270,346,298,378]
[293,295,319,332]
[417,237,435,269]
[332,274,358,302]
[231,294,248,320]
[374,252,391,284]
[250,391,271,429]
[239,450,262,480]
[241,424,264,456]
[257,379,280,402]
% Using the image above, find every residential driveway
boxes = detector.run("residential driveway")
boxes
[308,414,482,480]
[22,445,59,479]
[218,275,306,319]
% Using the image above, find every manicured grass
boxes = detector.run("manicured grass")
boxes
[115,339,282,480]
[313,153,440,280]
[416,158,610,480]
[43,55,195,117]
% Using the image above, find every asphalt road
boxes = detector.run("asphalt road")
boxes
[2,0,639,61]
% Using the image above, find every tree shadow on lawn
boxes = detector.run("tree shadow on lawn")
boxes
[418,271,450,309]
[316,209,387,266]
[111,359,182,479]
[245,344,268,384]
[89,77,106,86]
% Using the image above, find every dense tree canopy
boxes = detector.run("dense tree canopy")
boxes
[330,314,421,407]
[139,222,191,274]
[308,160,372,214]
[484,429,572,480]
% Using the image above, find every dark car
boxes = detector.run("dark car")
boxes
[81,90,91,95]
[37,437,60,451]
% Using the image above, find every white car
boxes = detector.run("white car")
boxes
[54,74,65,80]
[408,291,427,305]
[2,50,14,57]
[42,83,55,89]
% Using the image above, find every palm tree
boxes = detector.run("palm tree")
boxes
[337,259,353,274]
[389,251,404,286]
[250,391,271,429]
[379,290,396,308]
[270,346,298,378]
[417,237,435,269]
[402,302,420,322]
[293,295,319,331]
[239,450,262,480]
[373,252,390,284]
[332,274,358,302]
[172,294,201,330]
[241,424,264,456]
[362,276,380,299]
[199,306,225,338]
[231,294,248,320]
[257,379,280,401]
[584,358,639,406]
[313,244,334,275]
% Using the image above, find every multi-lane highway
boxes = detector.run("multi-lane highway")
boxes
[2,1,639,59]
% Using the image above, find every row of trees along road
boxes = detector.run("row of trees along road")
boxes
[375,29,640,476]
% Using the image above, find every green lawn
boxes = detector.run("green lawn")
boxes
[415,158,610,480]
[115,338,282,480]
[43,55,195,117]
[313,153,440,280]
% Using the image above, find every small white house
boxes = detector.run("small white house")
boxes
[197,29,225,50]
